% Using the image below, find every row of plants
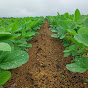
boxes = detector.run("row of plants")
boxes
[46,9,88,77]
[0,16,44,88]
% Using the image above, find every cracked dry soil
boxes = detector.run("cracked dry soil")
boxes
[4,20,88,88]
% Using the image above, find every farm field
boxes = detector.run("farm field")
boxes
[0,9,88,88]
[4,20,88,88]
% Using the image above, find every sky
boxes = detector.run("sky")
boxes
[0,0,88,17]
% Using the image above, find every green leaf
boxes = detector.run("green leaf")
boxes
[11,22,18,33]
[78,27,88,34]
[9,34,21,40]
[60,35,65,39]
[67,29,77,35]
[74,34,88,46]
[66,36,84,48]
[18,43,32,47]
[84,18,88,28]
[66,63,87,73]
[57,27,66,36]
[66,56,88,73]
[0,71,11,85]
[0,42,11,51]
[0,50,29,70]
[64,12,69,19]
[62,41,71,47]
[22,32,35,38]
[76,16,87,24]
[0,32,12,40]
[72,48,86,56]
[64,44,78,56]
[58,21,68,31]
[6,23,13,32]
[64,44,78,53]
[25,44,32,47]
[51,34,58,38]
[74,9,80,21]
[64,52,70,57]
[12,39,27,46]
[0,27,5,32]
[51,29,57,32]
[2,40,14,51]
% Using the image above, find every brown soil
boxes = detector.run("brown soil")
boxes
[4,20,88,88]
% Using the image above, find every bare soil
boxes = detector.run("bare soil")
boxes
[4,20,88,88]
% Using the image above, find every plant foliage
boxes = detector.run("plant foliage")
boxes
[46,9,88,73]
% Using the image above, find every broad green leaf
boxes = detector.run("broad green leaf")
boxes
[51,34,58,38]
[74,9,80,21]
[18,43,32,47]
[2,40,14,51]
[0,41,14,63]
[0,71,11,85]
[57,27,66,35]
[66,56,88,73]
[66,36,84,48]
[0,42,11,51]
[76,16,87,24]
[58,21,68,31]
[64,44,78,56]
[26,44,32,47]
[71,48,86,56]
[67,29,77,35]
[0,32,12,40]
[56,27,66,39]
[68,44,78,51]
[66,63,87,73]
[0,50,29,70]
[59,16,66,21]
[28,21,37,28]
[62,41,71,47]
[9,34,21,40]
[64,13,69,19]
[68,23,77,30]
[12,39,27,46]
[27,36,33,40]
[78,27,88,34]
[51,29,57,32]
[74,34,88,46]
[0,27,5,32]
[84,18,88,28]
[11,22,18,33]
[22,32,35,38]
[64,52,70,57]
[6,23,13,32]
[60,35,65,39]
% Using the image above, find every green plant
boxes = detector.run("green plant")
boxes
[0,40,29,87]
[46,9,88,74]
[0,16,44,87]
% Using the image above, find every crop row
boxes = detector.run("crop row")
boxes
[0,16,44,87]
[46,9,88,81]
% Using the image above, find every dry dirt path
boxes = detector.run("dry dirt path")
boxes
[4,20,88,88]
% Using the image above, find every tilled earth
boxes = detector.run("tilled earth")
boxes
[4,20,88,88]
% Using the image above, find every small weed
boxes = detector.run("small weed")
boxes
[54,59,57,61]
[85,79,88,82]
[62,75,65,78]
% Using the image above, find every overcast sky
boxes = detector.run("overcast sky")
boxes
[0,0,88,17]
